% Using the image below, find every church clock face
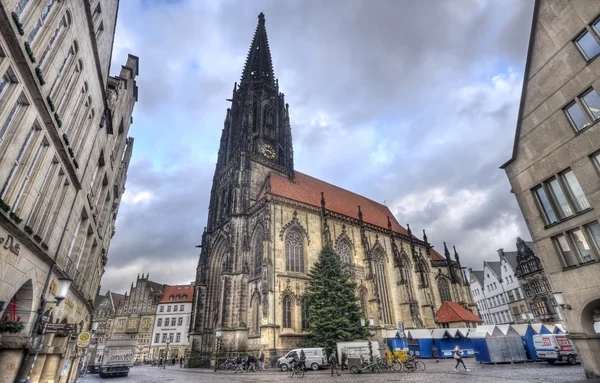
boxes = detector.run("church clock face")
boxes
[260,144,276,159]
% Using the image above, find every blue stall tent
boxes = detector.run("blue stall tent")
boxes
[386,330,408,352]
[512,324,538,361]
[468,330,491,363]
[431,328,474,358]
[405,329,433,358]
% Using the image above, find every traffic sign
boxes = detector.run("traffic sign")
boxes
[77,331,91,348]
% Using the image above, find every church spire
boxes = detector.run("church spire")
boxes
[240,12,275,87]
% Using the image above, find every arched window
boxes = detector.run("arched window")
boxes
[251,295,260,336]
[39,11,72,68]
[285,227,304,273]
[283,295,292,328]
[336,239,352,265]
[372,248,393,324]
[437,277,452,302]
[301,300,309,330]
[359,288,368,316]
[254,227,264,277]
[416,259,429,288]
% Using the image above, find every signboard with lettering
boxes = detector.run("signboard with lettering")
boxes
[46,323,75,335]
[0,233,20,255]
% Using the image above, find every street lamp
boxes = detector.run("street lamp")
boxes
[25,278,72,383]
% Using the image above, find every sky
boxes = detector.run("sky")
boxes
[102,0,536,294]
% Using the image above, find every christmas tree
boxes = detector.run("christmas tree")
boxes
[304,245,367,351]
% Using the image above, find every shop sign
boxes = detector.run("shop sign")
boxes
[76,306,83,314]
[46,323,75,335]
[0,233,20,255]
[64,298,75,309]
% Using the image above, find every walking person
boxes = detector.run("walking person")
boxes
[453,346,469,372]
[179,357,183,368]
[341,350,347,371]
[329,350,341,376]
[299,349,306,371]
[259,351,265,371]
[432,345,439,362]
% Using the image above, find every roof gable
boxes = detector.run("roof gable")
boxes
[436,301,483,324]
[159,284,194,304]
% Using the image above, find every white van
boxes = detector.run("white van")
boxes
[277,348,328,371]
[533,334,580,365]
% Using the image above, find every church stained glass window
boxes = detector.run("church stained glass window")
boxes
[372,248,393,324]
[285,228,304,273]
[438,277,452,302]
[254,228,264,277]
[251,296,260,336]
[283,295,292,328]
[336,239,352,265]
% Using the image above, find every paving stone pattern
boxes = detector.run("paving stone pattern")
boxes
[79,360,599,383]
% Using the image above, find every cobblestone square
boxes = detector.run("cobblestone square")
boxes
[79,359,600,383]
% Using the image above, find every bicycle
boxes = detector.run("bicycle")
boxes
[288,363,305,378]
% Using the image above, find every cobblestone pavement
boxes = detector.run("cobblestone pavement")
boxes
[79,359,599,383]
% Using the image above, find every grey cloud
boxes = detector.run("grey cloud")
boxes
[102,0,535,292]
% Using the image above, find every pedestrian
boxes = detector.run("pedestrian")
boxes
[432,345,439,362]
[299,349,306,371]
[234,355,244,373]
[158,357,163,368]
[172,357,176,366]
[341,350,347,371]
[180,357,183,368]
[259,351,265,371]
[453,346,469,372]
[329,350,341,377]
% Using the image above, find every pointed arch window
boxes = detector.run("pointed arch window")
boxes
[372,248,393,324]
[336,239,352,265]
[254,227,264,277]
[251,295,260,336]
[285,228,304,273]
[283,295,292,328]
[416,259,429,288]
[437,277,452,302]
[359,288,368,316]
[301,300,309,330]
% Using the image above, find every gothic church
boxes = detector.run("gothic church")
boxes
[190,13,478,362]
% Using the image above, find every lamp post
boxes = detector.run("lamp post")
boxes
[24,278,72,383]
[65,320,84,383]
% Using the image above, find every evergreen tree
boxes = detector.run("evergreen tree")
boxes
[304,245,367,351]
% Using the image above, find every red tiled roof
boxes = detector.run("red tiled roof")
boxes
[436,301,483,323]
[431,248,444,261]
[263,171,445,261]
[111,292,125,308]
[159,285,194,304]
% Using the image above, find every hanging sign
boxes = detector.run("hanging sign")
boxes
[77,331,91,348]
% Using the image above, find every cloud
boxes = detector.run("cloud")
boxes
[102,0,535,293]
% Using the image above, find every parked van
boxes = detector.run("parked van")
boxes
[277,348,328,371]
[533,334,579,365]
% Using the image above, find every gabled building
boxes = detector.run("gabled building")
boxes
[500,0,600,378]
[497,247,531,324]
[150,284,194,361]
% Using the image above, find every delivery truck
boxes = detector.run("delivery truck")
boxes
[533,333,579,365]
[99,339,136,378]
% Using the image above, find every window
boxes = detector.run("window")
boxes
[0,99,25,145]
[283,295,292,328]
[301,300,309,330]
[562,170,590,212]
[586,221,600,254]
[162,333,167,342]
[509,276,513,283]
[493,282,497,289]
[581,88,600,120]
[516,289,522,300]
[178,317,183,326]
[570,228,595,262]
[533,185,557,224]
[157,319,162,326]
[154,333,159,343]
[438,277,452,302]
[169,333,174,342]
[173,305,178,312]
[554,234,578,267]
[254,227,264,277]
[167,305,171,312]
[507,290,515,302]
[523,284,532,297]
[531,280,543,295]
[285,228,304,273]
[565,102,589,131]
[372,249,393,324]
[359,288,368,315]
[180,305,184,311]
[176,333,181,342]
[159,306,164,312]
[336,239,352,265]
[593,152,600,172]
[548,178,573,219]
[504,266,507,272]
[575,29,600,61]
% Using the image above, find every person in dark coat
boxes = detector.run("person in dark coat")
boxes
[329,350,341,376]
[453,346,469,372]
[432,345,439,362]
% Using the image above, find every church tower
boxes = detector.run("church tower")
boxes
[207,12,293,230]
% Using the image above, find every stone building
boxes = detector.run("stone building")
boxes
[0,0,138,382]
[88,290,124,366]
[150,284,194,361]
[469,240,538,326]
[501,0,600,377]
[514,238,560,324]
[189,13,478,365]
[111,274,167,361]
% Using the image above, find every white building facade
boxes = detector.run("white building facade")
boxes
[150,284,194,361]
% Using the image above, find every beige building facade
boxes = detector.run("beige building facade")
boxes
[502,0,600,378]
[0,0,138,382]
[190,13,477,366]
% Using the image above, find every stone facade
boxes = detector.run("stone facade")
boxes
[110,275,167,361]
[0,0,137,382]
[189,13,477,366]
[501,0,600,378]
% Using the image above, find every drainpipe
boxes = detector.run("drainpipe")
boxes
[272,203,276,357]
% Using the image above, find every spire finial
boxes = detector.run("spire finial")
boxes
[423,229,428,244]
[387,216,392,231]
[357,205,363,223]
[258,12,265,22]
[321,192,326,213]
[240,12,275,86]
[443,242,451,258]
[406,223,412,236]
